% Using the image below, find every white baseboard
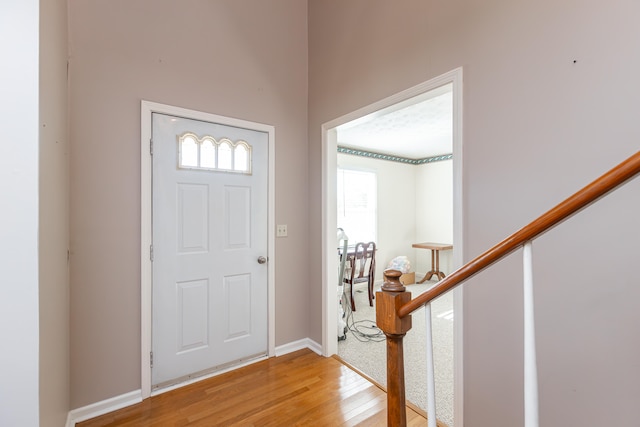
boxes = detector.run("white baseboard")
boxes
[66,339,323,426]
[66,389,142,427]
[275,337,322,356]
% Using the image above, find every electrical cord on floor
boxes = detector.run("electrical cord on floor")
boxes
[341,289,385,343]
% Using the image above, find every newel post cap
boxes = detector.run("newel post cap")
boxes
[381,269,406,293]
[376,269,412,335]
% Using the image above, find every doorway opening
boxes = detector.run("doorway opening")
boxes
[321,68,463,426]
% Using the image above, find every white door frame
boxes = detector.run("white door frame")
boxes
[140,100,276,399]
[321,68,464,425]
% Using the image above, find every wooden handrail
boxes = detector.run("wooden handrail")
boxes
[398,150,640,318]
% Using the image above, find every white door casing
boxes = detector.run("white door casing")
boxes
[141,102,275,397]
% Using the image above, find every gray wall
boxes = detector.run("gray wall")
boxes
[39,0,70,425]
[68,0,309,408]
[308,1,640,426]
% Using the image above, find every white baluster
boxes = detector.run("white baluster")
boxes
[523,241,539,427]
[425,303,437,427]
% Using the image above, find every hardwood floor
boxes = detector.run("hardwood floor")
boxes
[77,349,429,426]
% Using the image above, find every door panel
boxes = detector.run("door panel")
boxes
[177,183,209,253]
[223,273,252,341]
[176,279,209,353]
[152,112,268,388]
[224,185,251,249]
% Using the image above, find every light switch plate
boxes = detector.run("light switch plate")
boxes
[276,224,288,237]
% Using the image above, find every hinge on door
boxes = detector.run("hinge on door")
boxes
[150,351,153,368]
[150,244,154,262]
[150,138,153,155]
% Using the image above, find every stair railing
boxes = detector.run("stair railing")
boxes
[376,150,640,427]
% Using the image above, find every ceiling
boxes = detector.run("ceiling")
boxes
[337,84,453,160]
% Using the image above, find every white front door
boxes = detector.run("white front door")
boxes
[151,112,268,388]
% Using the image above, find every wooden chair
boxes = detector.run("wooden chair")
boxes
[343,242,376,311]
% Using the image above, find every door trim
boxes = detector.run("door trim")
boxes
[321,67,464,426]
[140,101,276,399]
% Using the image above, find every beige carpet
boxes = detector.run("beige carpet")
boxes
[337,280,454,427]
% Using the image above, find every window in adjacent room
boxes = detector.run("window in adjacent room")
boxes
[337,168,377,244]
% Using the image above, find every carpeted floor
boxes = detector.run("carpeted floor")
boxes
[337,280,454,427]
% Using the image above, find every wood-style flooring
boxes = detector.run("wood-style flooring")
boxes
[77,348,429,426]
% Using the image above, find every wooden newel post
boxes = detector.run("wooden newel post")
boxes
[376,269,412,427]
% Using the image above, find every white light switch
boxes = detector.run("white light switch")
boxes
[276,224,288,237]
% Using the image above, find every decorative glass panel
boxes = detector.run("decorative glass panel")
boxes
[177,133,252,174]
[180,135,198,168]
[218,141,232,170]
[234,144,248,172]
[201,138,216,169]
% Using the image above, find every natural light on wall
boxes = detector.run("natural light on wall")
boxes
[178,132,252,174]
[337,168,377,244]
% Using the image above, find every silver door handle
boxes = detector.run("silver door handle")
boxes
[257,256,267,264]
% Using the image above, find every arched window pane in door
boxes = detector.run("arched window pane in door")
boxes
[234,143,249,172]
[201,138,216,169]
[218,141,232,170]
[177,133,253,174]
[180,135,198,168]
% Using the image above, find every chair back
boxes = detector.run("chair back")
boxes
[349,241,376,283]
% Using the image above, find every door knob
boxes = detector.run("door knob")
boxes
[257,256,267,264]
